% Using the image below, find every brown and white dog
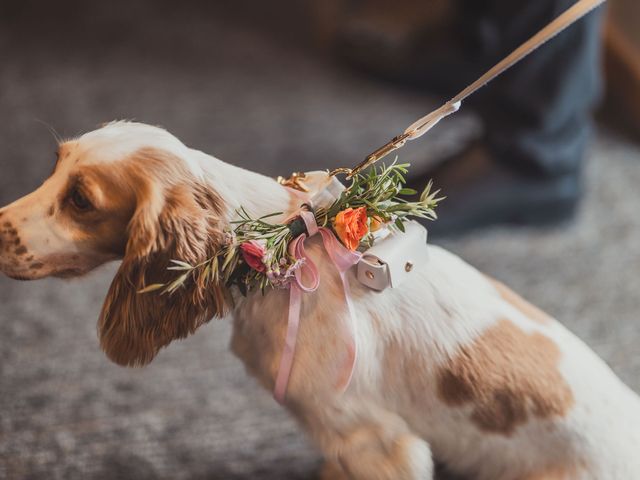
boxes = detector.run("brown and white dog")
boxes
[1,122,639,480]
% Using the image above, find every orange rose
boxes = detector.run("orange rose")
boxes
[333,207,369,250]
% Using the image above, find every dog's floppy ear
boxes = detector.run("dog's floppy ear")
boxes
[98,153,228,367]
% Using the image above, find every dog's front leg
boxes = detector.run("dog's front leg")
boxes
[311,410,434,480]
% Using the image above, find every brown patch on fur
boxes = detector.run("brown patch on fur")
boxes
[437,319,574,435]
[2,221,11,228]
[30,262,44,270]
[47,205,55,217]
[15,246,27,256]
[488,277,552,325]
[97,147,228,367]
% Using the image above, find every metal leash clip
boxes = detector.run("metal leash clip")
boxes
[339,101,461,179]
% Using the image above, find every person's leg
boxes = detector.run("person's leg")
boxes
[410,0,605,235]
[478,0,604,177]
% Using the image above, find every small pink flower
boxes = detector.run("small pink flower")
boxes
[240,241,267,273]
[266,258,305,288]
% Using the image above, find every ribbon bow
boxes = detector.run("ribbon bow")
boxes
[273,210,362,404]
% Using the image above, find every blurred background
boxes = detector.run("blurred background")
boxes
[1,0,640,479]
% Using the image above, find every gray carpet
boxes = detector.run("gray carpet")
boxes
[1,2,639,479]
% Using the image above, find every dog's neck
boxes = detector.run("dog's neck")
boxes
[189,148,297,221]
[187,149,301,314]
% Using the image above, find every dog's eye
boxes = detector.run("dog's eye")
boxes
[70,188,92,211]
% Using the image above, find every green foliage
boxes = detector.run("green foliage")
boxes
[316,160,441,233]
[139,161,442,296]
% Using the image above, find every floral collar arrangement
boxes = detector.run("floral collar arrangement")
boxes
[144,162,441,297]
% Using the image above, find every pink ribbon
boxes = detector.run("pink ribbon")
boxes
[273,210,362,404]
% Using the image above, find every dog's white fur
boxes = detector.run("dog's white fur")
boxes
[1,122,639,480]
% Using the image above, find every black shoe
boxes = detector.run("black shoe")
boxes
[408,142,581,237]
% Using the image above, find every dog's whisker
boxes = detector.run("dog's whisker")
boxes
[34,118,63,145]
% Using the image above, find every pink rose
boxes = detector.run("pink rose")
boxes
[240,241,266,273]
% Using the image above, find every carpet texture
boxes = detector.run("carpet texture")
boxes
[1,2,639,479]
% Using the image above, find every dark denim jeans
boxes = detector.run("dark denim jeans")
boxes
[466,0,605,177]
